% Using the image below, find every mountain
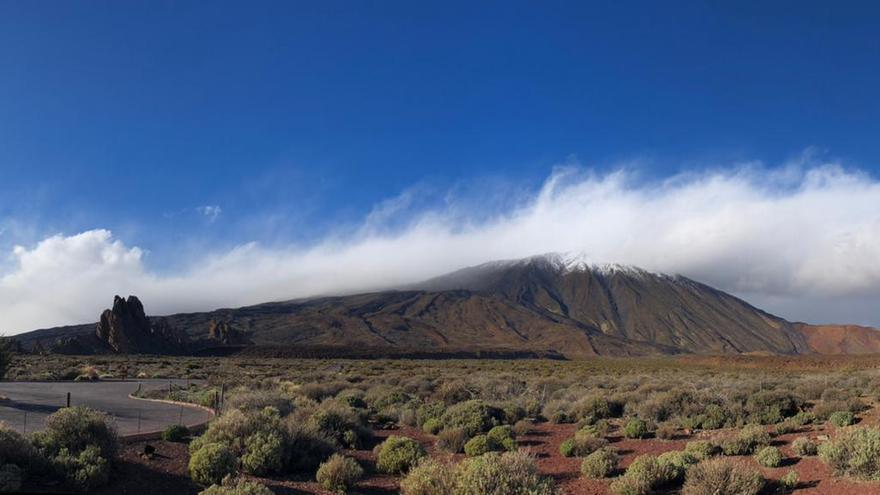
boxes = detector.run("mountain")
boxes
[13,252,874,358]
[793,323,880,355]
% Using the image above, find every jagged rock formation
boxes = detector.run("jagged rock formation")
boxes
[207,320,252,345]
[13,253,879,358]
[93,296,188,354]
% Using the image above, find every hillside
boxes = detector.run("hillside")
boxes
[16,252,872,358]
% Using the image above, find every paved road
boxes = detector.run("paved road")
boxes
[0,380,213,436]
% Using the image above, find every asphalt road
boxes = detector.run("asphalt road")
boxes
[0,380,213,437]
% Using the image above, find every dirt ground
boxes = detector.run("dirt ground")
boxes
[88,404,880,495]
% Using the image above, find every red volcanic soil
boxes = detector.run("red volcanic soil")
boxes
[796,323,880,355]
[93,406,880,495]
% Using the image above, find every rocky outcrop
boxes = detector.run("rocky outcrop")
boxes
[207,320,252,345]
[95,296,189,354]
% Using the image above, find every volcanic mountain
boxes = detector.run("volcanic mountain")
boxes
[14,252,876,358]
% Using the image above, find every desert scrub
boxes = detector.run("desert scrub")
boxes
[559,433,608,457]
[439,400,503,437]
[464,426,516,457]
[436,427,468,453]
[241,430,285,475]
[512,419,532,436]
[455,451,559,495]
[580,447,617,478]
[780,470,799,490]
[681,459,764,495]
[829,411,855,427]
[818,426,880,479]
[198,475,273,495]
[316,454,363,493]
[309,401,370,448]
[32,406,118,490]
[658,450,698,482]
[684,440,718,460]
[610,454,672,495]
[791,436,818,456]
[754,446,783,467]
[623,418,650,439]
[375,436,426,474]
[0,423,45,476]
[399,459,457,495]
[189,443,238,486]
[162,424,191,442]
[422,418,442,434]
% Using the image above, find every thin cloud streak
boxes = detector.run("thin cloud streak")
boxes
[2,159,880,334]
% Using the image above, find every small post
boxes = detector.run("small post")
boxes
[66,392,71,408]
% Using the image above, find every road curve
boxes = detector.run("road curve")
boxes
[0,380,213,437]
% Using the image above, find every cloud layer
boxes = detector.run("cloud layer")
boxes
[3,160,880,334]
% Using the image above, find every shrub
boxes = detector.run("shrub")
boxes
[818,426,880,479]
[455,451,558,495]
[655,423,677,440]
[316,454,363,494]
[745,391,801,425]
[681,459,764,495]
[436,427,468,453]
[241,431,284,476]
[780,470,799,490]
[189,443,238,486]
[580,447,617,478]
[754,446,782,467]
[738,424,771,452]
[829,411,855,427]
[464,435,492,457]
[774,419,799,435]
[720,438,750,456]
[512,419,532,437]
[422,418,441,435]
[623,418,650,439]
[616,454,672,494]
[309,402,368,448]
[0,423,43,471]
[416,402,446,428]
[400,459,456,495]
[375,436,426,474]
[31,406,117,490]
[284,421,337,472]
[162,424,191,442]
[439,400,503,437]
[609,474,651,495]
[791,436,817,456]
[198,475,273,495]
[658,450,698,482]
[684,440,718,460]
[559,435,608,457]
[0,464,22,493]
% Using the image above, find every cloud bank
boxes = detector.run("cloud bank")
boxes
[3,160,880,334]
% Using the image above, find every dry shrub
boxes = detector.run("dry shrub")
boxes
[681,459,764,495]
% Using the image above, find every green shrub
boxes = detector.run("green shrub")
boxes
[464,435,492,457]
[162,424,191,442]
[780,470,799,490]
[738,424,771,452]
[31,406,117,490]
[455,451,558,495]
[754,446,782,467]
[745,391,801,425]
[0,423,44,472]
[720,438,750,456]
[658,450,697,482]
[512,420,532,437]
[439,400,503,437]
[416,402,447,427]
[623,418,650,439]
[580,447,617,478]
[0,464,22,493]
[309,402,368,448]
[316,454,363,494]
[829,411,855,427]
[609,474,651,495]
[198,475,273,495]
[189,443,238,486]
[681,459,764,495]
[818,426,880,479]
[614,454,672,494]
[436,427,468,453]
[241,431,284,476]
[791,436,817,456]
[284,421,337,472]
[422,418,442,435]
[684,440,718,460]
[375,436,426,474]
[400,458,456,495]
[559,435,608,457]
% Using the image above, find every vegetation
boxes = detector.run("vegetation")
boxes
[198,476,273,495]
[316,454,363,493]
[681,459,763,495]
[754,446,783,467]
[580,447,617,478]
[375,436,426,474]
[819,427,880,480]
[162,424,191,442]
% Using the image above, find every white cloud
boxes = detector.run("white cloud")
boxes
[3,159,880,334]
[196,205,222,222]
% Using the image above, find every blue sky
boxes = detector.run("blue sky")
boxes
[2,1,880,331]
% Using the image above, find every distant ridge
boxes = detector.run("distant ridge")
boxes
[13,252,878,358]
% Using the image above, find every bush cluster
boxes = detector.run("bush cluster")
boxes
[316,454,363,493]
[681,459,764,495]
[819,426,880,479]
[401,451,558,495]
[374,436,426,474]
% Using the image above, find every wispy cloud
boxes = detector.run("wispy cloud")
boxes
[196,205,223,223]
[2,156,880,334]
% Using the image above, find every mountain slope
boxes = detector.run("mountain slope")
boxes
[15,252,823,358]
[794,323,880,354]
